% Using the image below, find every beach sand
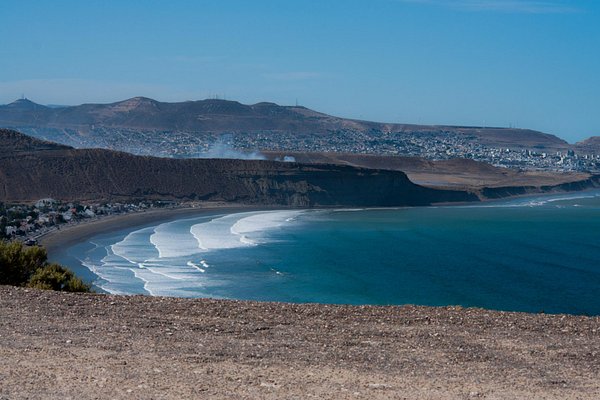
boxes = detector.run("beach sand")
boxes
[39,203,265,255]
[0,285,599,399]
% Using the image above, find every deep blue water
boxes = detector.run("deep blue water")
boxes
[52,190,600,315]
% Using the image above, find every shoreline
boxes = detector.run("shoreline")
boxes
[41,187,600,256]
[38,188,600,312]
[39,202,278,256]
[40,187,600,281]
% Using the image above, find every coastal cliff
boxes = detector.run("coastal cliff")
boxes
[479,175,600,199]
[0,129,477,206]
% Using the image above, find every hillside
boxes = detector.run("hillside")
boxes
[0,129,476,206]
[0,128,71,154]
[0,97,569,151]
[0,97,370,133]
[263,151,591,189]
[576,136,600,154]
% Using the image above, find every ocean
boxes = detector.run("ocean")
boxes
[52,190,600,315]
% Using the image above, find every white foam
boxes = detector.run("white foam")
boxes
[80,210,307,298]
[537,193,599,204]
[515,192,600,208]
[129,266,209,297]
[231,210,305,245]
[143,265,186,281]
[191,210,305,251]
[187,261,205,273]
[459,190,600,209]
[80,258,142,295]
[190,213,254,250]
[111,227,157,264]
[150,220,204,258]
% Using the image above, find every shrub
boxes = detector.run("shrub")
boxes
[28,263,91,292]
[0,241,91,292]
[0,241,47,286]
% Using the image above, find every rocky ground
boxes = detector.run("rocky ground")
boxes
[0,286,599,399]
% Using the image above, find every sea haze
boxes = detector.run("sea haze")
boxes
[53,191,600,315]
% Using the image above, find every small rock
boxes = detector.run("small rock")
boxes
[367,383,391,389]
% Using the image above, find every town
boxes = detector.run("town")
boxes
[0,199,180,243]
[16,126,600,173]
[232,130,600,173]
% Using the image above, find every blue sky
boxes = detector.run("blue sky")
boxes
[1,0,598,142]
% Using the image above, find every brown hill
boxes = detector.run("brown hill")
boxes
[0,97,569,149]
[576,136,600,154]
[0,128,71,154]
[263,151,591,189]
[0,97,361,133]
[0,129,476,206]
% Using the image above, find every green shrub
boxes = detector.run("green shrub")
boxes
[0,241,47,286]
[0,241,91,292]
[28,263,91,292]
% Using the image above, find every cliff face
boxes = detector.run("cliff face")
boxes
[0,130,478,206]
[479,176,600,199]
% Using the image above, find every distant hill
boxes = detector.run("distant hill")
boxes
[576,137,600,154]
[0,97,569,151]
[0,97,365,133]
[0,129,476,206]
[0,128,71,154]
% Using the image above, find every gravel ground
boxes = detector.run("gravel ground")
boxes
[0,286,599,399]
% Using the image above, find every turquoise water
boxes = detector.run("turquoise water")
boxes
[53,190,600,315]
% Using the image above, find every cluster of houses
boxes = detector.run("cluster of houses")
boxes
[0,199,177,242]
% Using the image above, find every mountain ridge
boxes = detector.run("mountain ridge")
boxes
[0,97,571,149]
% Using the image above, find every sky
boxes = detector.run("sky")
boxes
[1,0,599,142]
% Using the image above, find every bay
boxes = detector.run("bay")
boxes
[52,190,600,315]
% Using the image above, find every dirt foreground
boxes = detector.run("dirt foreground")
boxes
[0,286,599,399]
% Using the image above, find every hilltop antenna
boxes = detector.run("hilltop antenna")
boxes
[295,98,298,107]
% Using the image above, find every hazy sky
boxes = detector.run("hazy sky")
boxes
[1,0,599,142]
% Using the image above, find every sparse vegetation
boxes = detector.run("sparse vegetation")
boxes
[28,263,91,292]
[0,241,91,292]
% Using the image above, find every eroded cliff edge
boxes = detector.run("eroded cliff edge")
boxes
[0,129,477,206]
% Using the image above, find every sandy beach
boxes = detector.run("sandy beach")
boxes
[39,202,269,256]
